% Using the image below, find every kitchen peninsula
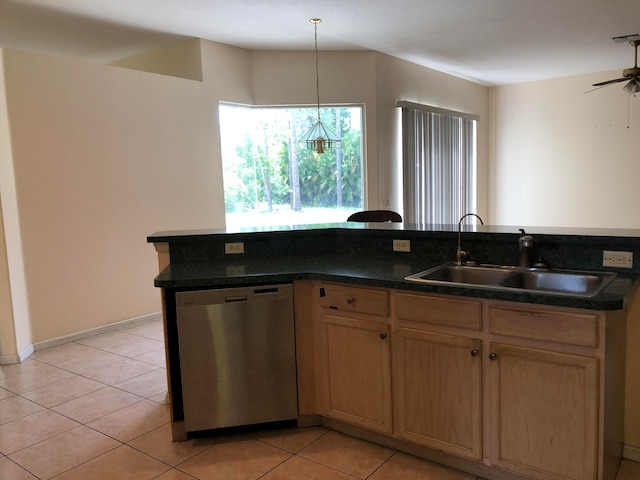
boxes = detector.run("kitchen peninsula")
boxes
[148,223,640,480]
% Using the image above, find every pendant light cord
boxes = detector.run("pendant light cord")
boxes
[312,19,321,123]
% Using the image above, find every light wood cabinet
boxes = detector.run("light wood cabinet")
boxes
[305,283,625,480]
[394,292,483,460]
[323,314,392,433]
[394,327,482,460]
[317,284,392,434]
[485,302,624,480]
[489,342,598,480]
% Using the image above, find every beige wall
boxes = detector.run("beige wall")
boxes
[490,73,640,228]
[0,40,253,344]
[111,38,204,81]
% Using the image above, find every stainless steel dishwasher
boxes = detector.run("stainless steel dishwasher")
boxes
[175,284,297,433]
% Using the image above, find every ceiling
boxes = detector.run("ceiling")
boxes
[0,0,639,86]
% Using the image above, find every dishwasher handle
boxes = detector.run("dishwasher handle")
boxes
[225,295,248,303]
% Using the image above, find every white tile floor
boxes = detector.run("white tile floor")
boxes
[0,317,638,479]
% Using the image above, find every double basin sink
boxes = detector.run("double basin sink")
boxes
[405,263,617,297]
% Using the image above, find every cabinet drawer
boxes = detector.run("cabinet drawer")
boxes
[319,284,389,317]
[395,293,482,330]
[488,305,599,347]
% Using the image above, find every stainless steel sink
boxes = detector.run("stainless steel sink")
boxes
[500,270,614,295]
[405,263,617,297]
[406,264,514,285]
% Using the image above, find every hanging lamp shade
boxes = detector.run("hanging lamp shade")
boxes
[301,119,340,154]
[302,18,340,154]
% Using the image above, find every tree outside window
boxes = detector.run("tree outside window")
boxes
[220,103,364,228]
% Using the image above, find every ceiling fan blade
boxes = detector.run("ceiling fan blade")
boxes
[584,84,609,94]
[592,77,628,87]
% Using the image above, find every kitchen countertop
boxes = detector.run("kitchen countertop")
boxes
[149,223,640,311]
[153,253,635,311]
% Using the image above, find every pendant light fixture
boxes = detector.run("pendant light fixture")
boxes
[301,18,340,154]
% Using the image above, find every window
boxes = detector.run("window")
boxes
[399,101,478,224]
[219,103,364,229]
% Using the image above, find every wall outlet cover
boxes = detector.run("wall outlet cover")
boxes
[602,250,633,268]
[393,239,411,253]
[225,242,245,254]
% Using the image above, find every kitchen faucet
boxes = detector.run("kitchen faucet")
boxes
[518,228,534,267]
[457,213,484,265]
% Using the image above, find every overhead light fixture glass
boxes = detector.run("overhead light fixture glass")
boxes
[624,77,640,94]
[301,18,340,154]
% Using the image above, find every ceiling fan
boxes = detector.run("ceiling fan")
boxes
[591,37,640,94]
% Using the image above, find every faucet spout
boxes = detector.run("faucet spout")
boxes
[457,213,484,265]
[518,228,534,268]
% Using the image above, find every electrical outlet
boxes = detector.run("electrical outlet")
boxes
[603,250,633,268]
[393,239,411,252]
[225,242,245,254]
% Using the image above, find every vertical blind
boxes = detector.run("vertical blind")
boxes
[398,101,478,225]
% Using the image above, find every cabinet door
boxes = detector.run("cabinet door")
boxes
[489,343,598,480]
[395,328,482,460]
[323,314,392,434]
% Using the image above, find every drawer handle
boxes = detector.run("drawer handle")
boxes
[470,348,479,357]
[489,352,498,360]
[346,297,355,304]
[379,332,387,340]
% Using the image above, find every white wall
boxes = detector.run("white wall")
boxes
[491,72,640,228]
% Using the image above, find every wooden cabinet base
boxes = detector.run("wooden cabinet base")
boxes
[322,417,535,480]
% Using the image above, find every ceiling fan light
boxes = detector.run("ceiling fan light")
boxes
[623,78,640,93]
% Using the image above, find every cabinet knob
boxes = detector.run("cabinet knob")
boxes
[346,297,354,304]
[489,352,497,360]
[379,332,387,340]
[470,348,479,357]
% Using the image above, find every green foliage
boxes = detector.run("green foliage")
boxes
[220,105,363,213]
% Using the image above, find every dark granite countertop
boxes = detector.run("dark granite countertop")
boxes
[149,223,640,311]
[153,254,635,311]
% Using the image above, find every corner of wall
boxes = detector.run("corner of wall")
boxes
[110,38,204,81]
[0,49,34,360]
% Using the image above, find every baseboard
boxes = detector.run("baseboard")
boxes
[623,444,640,462]
[33,311,162,353]
[0,343,35,365]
